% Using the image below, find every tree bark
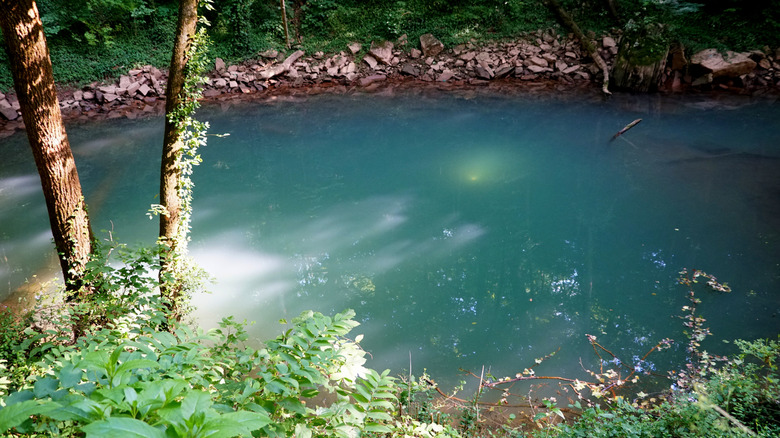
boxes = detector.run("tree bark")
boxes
[546,0,612,95]
[280,0,291,49]
[159,0,199,319]
[0,0,94,293]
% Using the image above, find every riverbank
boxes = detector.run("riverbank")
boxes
[1,31,779,139]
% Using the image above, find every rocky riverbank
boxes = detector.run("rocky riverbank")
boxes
[1,31,779,138]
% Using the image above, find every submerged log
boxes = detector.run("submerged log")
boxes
[546,0,612,95]
[611,118,642,141]
[611,22,669,92]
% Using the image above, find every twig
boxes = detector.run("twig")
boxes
[611,119,642,141]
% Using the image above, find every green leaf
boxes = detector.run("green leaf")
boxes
[180,390,213,420]
[59,363,85,388]
[33,377,60,398]
[363,423,392,433]
[82,417,166,438]
[0,400,55,433]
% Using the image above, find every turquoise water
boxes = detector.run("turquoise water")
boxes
[1,90,779,393]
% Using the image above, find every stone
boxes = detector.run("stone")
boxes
[127,82,141,96]
[359,74,386,86]
[759,58,771,69]
[119,75,132,89]
[460,52,476,63]
[99,85,117,94]
[400,63,421,77]
[563,65,581,74]
[692,73,713,86]
[369,41,394,64]
[602,36,617,48]
[474,65,493,80]
[215,57,226,72]
[420,33,444,58]
[555,60,568,72]
[348,42,362,54]
[691,49,757,78]
[527,65,548,73]
[437,70,455,82]
[103,93,119,103]
[0,105,18,121]
[258,49,278,59]
[228,80,238,88]
[528,56,548,67]
[83,91,95,100]
[410,48,422,59]
[397,34,408,46]
[363,55,378,70]
[494,64,514,78]
[138,84,151,96]
[73,90,84,101]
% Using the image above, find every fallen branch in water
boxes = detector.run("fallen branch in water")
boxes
[611,118,642,141]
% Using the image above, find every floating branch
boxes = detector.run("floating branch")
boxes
[611,118,642,141]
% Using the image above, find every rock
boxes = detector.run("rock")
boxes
[527,65,548,73]
[691,49,757,78]
[99,85,117,94]
[410,48,422,59]
[103,93,119,103]
[397,34,408,46]
[258,49,278,59]
[691,73,713,86]
[363,55,378,70]
[555,60,568,72]
[127,82,141,96]
[227,65,238,73]
[215,58,226,72]
[228,80,238,88]
[563,65,581,74]
[369,41,394,65]
[119,75,132,89]
[420,33,444,58]
[759,58,771,69]
[528,56,548,67]
[83,91,95,100]
[460,52,476,62]
[474,65,493,80]
[437,70,455,82]
[602,36,617,48]
[400,63,421,77]
[138,84,151,96]
[0,105,18,121]
[494,64,514,78]
[348,42,362,54]
[73,90,84,101]
[359,74,386,86]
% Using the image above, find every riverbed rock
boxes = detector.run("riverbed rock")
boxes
[0,104,18,121]
[691,49,757,78]
[215,58,226,72]
[359,74,387,86]
[348,42,362,54]
[420,33,444,58]
[369,41,394,65]
[363,55,378,70]
[400,63,421,77]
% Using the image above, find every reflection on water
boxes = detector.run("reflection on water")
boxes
[1,91,779,391]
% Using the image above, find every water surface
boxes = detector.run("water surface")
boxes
[1,90,778,393]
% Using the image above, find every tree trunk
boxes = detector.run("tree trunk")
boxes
[546,0,612,95]
[280,0,291,49]
[159,0,199,319]
[0,0,94,294]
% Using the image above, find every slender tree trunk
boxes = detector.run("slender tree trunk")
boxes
[280,0,291,49]
[159,0,199,319]
[0,0,94,294]
[546,0,612,95]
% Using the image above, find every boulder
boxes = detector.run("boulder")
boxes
[691,49,757,78]
[437,70,455,82]
[420,33,444,58]
[369,41,394,65]
[474,65,493,80]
